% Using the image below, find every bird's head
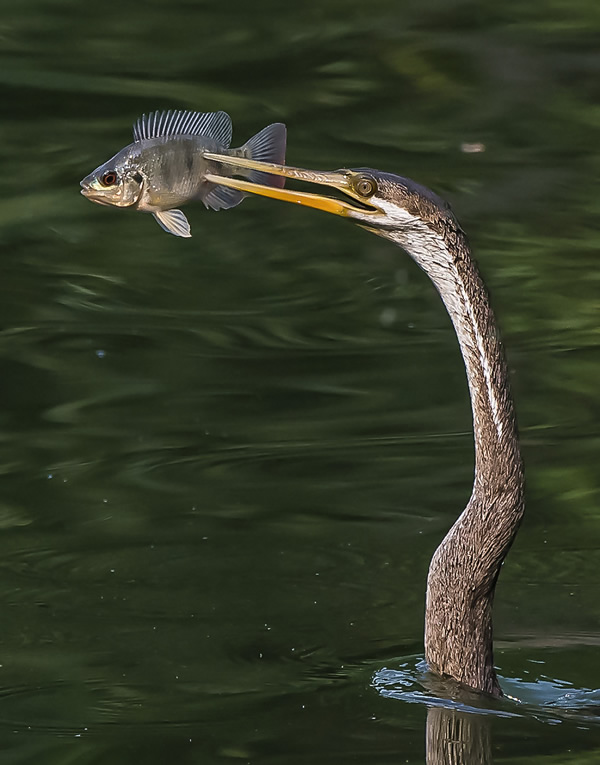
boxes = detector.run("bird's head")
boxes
[203,155,457,245]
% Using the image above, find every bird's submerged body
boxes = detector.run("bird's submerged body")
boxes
[80,110,286,237]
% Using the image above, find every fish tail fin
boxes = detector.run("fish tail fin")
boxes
[242,123,287,189]
[204,123,287,211]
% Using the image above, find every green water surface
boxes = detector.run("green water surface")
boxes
[0,1,599,763]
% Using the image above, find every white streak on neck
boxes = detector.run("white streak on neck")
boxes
[370,201,503,441]
[455,273,504,441]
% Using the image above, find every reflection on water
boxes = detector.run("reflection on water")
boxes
[426,707,493,765]
[1,0,600,763]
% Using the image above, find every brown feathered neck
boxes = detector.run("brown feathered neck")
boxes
[361,174,525,695]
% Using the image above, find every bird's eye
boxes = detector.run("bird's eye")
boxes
[100,171,118,187]
[355,176,377,198]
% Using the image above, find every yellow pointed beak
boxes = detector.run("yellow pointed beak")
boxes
[203,153,382,218]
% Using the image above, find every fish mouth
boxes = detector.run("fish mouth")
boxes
[202,154,385,219]
[80,182,112,206]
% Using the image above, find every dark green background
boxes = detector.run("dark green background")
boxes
[0,1,599,762]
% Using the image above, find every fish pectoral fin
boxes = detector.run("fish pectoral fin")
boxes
[153,209,192,238]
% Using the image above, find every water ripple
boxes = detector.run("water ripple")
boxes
[373,658,600,726]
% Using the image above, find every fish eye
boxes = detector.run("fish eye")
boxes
[100,171,118,187]
[355,175,377,198]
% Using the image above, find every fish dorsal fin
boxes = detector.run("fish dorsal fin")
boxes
[152,209,192,238]
[133,110,233,147]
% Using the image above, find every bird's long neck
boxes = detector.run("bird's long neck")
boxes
[379,215,524,695]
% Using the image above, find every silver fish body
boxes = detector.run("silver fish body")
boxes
[80,110,286,237]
